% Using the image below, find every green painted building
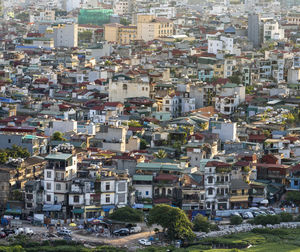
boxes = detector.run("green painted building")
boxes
[78,9,114,26]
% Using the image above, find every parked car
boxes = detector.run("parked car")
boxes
[113,228,129,236]
[245,212,254,219]
[3,229,14,236]
[57,229,72,236]
[0,232,6,238]
[24,227,34,235]
[259,211,267,216]
[130,226,142,233]
[241,212,250,219]
[266,210,275,215]
[14,228,24,235]
[231,212,241,217]
[139,239,152,246]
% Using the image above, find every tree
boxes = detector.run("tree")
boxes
[0,152,8,164]
[128,120,142,127]
[109,206,143,222]
[78,31,93,43]
[154,150,167,159]
[148,204,195,241]
[193,214,210,232]
[140,138,148,150]
[230,215,243,225]
[286,191,300,204]
[228,74,241,84]
[52,132,66,141]
[279,212,293,222]
[120,18,130,26]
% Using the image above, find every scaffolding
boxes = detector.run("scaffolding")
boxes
[78,9,114,26]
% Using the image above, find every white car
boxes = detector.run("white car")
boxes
[139,239,152,246]
[24,227,34,235]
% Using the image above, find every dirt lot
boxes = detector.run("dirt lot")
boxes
[23,221,156,250]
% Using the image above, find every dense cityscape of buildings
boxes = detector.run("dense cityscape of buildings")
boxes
[0,0,299,230]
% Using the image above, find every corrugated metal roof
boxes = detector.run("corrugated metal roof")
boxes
[45,153,72,160]
[132,174,153,181]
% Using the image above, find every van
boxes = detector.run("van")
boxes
[130,226,141,233]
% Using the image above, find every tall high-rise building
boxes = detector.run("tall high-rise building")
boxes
[248,14,261,48]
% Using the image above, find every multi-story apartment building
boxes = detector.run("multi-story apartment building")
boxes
[52,23,78,48]
[91,125,127,152]
[181,174,205,211]
[43,144,77,213]
[108,74,150,103]
[137,15,174,42]
[104,23,137,44]
[24,180,43,215]
[204,161,231,210]
[263,21,284,43]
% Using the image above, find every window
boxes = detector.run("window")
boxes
[74,195,79,203]
[46,194,51,201]
[47,171,51,178]
[208,188,213,195]
[295,180,299,186]
[46,183,51,190]
[208,176,213,183]
[165,100,170,104]
[8,139,11,143]
[145,191,149,196]
[165,107,169,112]
[26,194,33,200]
[106,182,110,191]
[27,203,32,208]
[105,195,110,203]
[123,84,127,90]
[56,183,61,191]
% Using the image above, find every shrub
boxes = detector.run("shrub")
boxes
[253,215,281,226]
[252,228,289,236]
[279,212,293,222]
[109,206,143,222]
[193,214,210,232]
[209,223,220,231]
[230,215,243,225]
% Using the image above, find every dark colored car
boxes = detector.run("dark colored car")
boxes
[3,229,14,236]
[113,228,129,236]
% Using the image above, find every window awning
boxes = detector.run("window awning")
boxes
[133,204,144,209]
[252,197,264,203]
[102,205,115,212]
[143,204,153,209]
[5,209,22,215]
[43,204,62,212]
[73,208,84,214]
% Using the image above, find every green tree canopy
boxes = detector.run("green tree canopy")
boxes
[153,149,167,159]
[52,131,66,141]
[120,18,130,26]
[109,206,143,222]
[230,215,243,225]
[140,138,148,150]
[148,204,195,241]
[193,214,210,232]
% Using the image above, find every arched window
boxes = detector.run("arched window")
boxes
[208,188,213,195]
[162,188,166,196]
[208,176,213,183]
[123,84,127,90]
[168,189,172,195]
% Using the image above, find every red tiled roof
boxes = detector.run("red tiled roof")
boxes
[155,174,178,181]
[248,134,266,141]
[206,161,230,167]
